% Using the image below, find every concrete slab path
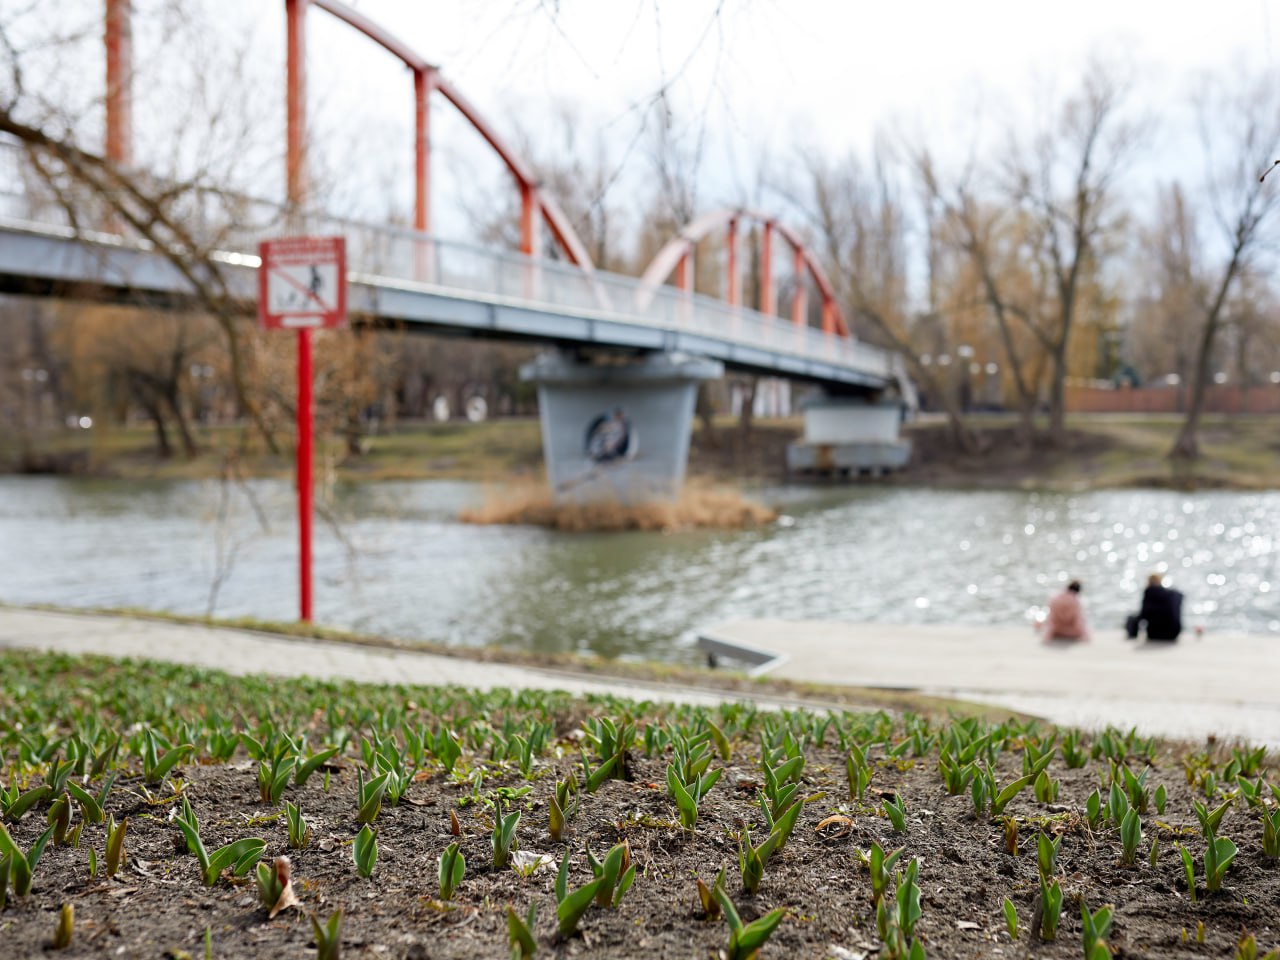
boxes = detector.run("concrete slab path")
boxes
[0,608,744,709]
[699,619,1280,747]
[2,607,1275,746]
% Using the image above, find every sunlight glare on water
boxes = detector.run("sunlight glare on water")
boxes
[0,478,1276,663]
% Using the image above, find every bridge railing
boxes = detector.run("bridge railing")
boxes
[0,137,896,380]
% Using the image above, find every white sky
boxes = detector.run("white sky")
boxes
[8,1,1279,246]
[284,0,1280,233]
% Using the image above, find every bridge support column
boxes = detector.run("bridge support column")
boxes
[521,351,723,504]
[786,392,912,477]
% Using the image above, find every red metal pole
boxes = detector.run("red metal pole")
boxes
[286,0,308,207]
[413,67,431,233]
[286,0,313,622]
[676,250,692,292]
[105,0,133,167]
[821,299,836,335]
[761,221,776,315]
[519,180,539,257]
[297,328,313,622]
[791,246,807,326]
[726,218,739,307]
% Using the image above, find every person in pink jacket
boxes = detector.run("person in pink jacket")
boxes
[1040,580,1090,642]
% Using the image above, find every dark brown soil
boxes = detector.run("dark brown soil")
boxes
[4,737,1276,959]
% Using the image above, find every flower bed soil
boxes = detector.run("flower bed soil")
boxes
[3,731,1277,959]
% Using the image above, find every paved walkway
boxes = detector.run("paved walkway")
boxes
[0,607,760,710]
[699,619,1280,747]
[1,607,1275,746]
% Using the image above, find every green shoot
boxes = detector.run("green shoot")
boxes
[353,824,378,878]
[585,841,635,908]
[696,866,726,920]
[438,841,465,901]
[1002,897,1018,941]
[861,840,905,906]
[1033,769,1059,804]
[1204,835,1238,891]
[507,904,537,959]
[175,813,266,887]
[51,901,73,950]
[2,784,51,822]
[491,808,520,870]
[1003,817,1018,856]
[848,743,873,800]
[1235,932,1280,960]
[1039,877,1063,941]
[1154,783,1167,815]
[66,781,104,825]
[1178,843,1197,902]
[549,775,577,842]
[257,749,295,806]
[1085,788,1103,829]
[553,849,603,938]
[294,746,340,787]
[739,798,804,895]
[254,855,300,918]
[105,815,127,877]
[713,885,787,960]
[0,821,55,896]
[1119,809,1142,866]
[141,730,193,786]
[285,801,311,849]
[1036,831,1061,880]
[1081,902,1114,958]
[884,793,908,833]
[310,909,342,960]
[355,770,390,824]
[1262,807,1280,858]
[1193,796,1232,840]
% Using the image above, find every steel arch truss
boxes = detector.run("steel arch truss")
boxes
[638,208,849,336]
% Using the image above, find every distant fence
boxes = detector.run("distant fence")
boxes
[1066,383,1280,415]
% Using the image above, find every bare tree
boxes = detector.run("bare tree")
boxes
[913,149,1046,442]
[1005,65,1140,443]
[803,148,984,455]
[1170,68,1280,459]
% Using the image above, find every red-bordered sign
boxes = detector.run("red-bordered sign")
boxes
[258,236,347,329]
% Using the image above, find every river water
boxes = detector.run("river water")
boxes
[0,477,1275,663]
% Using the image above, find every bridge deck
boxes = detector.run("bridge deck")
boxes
[0,214,904,393]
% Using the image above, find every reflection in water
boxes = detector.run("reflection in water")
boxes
[0,477,1275,663]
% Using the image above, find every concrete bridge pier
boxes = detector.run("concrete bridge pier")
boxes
[786,391,912,477]
[520,350,723,504]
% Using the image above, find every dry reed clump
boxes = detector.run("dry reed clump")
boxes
[459,481,778,532]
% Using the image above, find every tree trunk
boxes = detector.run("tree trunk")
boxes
[1046,351,1067,443]
[130,378,172,459]
[163,382,199,458]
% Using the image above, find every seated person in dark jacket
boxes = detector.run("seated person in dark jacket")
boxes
[1125,574,1183,641]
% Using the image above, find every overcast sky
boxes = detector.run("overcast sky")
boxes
[265,1,1274,232]
[9,1,1277,244]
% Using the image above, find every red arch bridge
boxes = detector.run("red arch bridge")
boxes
[0,0,916,505]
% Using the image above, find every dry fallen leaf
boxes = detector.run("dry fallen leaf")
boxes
[956,920,981,930]
[268,857,301,919]
[815,815,854,838]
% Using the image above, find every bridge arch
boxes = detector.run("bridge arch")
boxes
[103,0,594,268]
[638,208,849,336]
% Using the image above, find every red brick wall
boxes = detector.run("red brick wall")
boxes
[1066,384,1280,414]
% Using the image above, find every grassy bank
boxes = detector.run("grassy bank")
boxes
[3,412,1278,490]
